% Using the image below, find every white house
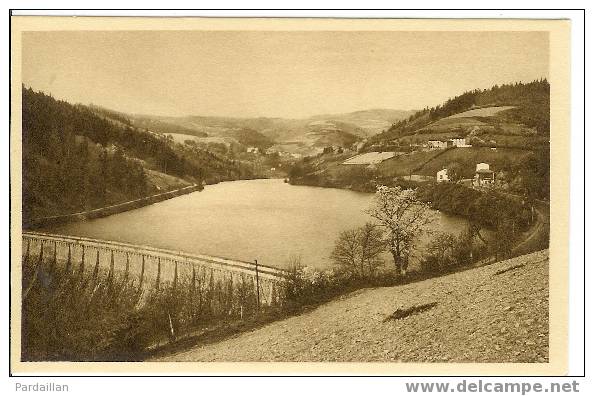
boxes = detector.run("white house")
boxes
[428,140,448,149]
[448,137,471,147]
[436,168,449,183]
[246,147,259,154]
[474,163,495,186]
[428,138,470,149]
[476,163,490,172]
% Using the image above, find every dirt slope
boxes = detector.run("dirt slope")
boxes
[156,250,549,363]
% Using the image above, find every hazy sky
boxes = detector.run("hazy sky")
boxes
[22,31,548,118]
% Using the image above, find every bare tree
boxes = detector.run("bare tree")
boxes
[358,223,386,278]
[366,186,436,276]
[331,228,361,278]
[331,223,385,279]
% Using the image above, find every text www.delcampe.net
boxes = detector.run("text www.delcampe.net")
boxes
[405,380,580,394]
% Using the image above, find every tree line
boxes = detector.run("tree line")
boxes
[21,87,253,222]
[331,184,537,283]
[22,120,149,221]
[368,79,550,146]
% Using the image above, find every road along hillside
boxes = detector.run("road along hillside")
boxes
[156,250,549,362]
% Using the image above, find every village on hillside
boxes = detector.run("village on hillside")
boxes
[342,144,498,189]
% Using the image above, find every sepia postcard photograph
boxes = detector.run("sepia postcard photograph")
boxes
[9,15,572,376]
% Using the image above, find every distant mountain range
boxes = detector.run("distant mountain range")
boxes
[87,80,549,156]
[122,108,415,156]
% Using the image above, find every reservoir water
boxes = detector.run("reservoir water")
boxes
[42,179,471,270]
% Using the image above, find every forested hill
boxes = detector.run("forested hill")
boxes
[366,79,550,148]
[21,87,250,222]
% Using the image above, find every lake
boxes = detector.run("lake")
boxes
[42,179,471,270]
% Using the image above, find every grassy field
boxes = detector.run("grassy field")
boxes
[375,150,447,176]
[409,107,516,135]
[445,106,516,119]
[302,146,532,183]
[416,117,487,134]
[145,169,192,191]
[413,147,532,178]
[399,131,474,145]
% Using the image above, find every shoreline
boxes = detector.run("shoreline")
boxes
[289,177,550,253]
[24,176,283,230]
[24,184,203,230]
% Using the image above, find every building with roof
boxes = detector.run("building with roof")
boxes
[436,168,449,183]
[476,163,490,172]
[428,138,470,149]
[449,137,471,147]
[473,163,495,186]
[428,140,448,149]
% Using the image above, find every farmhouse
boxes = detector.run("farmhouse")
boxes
[448,137,471,147]
[476,162,490,171]
[473,163,495,186]
[428,140,448,149]
[427,138,469,149]
[436,168,449,183]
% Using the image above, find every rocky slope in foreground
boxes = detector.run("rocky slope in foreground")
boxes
[157,250,549,363]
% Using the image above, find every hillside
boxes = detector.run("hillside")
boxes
[377,147,534,178]
[128,115,208,138]
[288,145,544,197]
[308,108,416,137]
[366,80,550,150]
[123,108,413,157]
[288,80,550,202]
[21,87,254,222]
[228,128,275,149]
[157,250,549,362]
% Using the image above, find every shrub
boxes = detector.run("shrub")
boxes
[22,258,145,361]
[21,252,265,361]
[416,182,532,233]
[420,227,489,275]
